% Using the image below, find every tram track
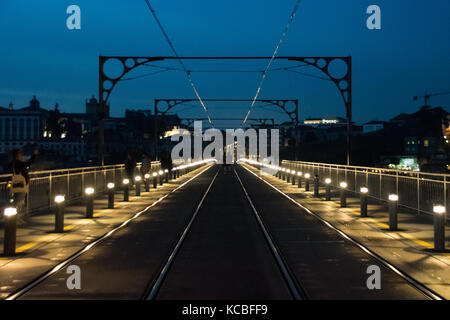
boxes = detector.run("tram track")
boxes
[5,164,216,300]
[147,165,306,300]
[238,162,443,300]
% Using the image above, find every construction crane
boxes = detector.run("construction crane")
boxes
[413,91,450,106]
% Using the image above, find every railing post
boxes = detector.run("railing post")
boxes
[396,171,399,195]
[26,187,30,217]
[103,168,107,193]
[94,169,97,192]
[344,167,347,184]
[49,172,52,209]
[67,171,70,203]
[366,170,368,187]
[444,176,447,217]
[417,174,420,216]
[379,171,382,199]
[81,169,85,195]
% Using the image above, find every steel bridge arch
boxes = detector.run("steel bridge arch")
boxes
[98,56,352,164]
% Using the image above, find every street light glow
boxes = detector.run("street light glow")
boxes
[433,205,445,214]
[107,182,115,189]
[152,172,158,177]
[360,187,369,193]
[135,175,142,182]
[123,178,130,185]
[340,182,347,188]
[325,178,332,184]
[389,194,398,201]
[144,173,150,179]
[4,207,17,217]
[297,172,302,176]
[304,173,310,179]
[159,170,164,175]
[85,187,95,195]
[54,195,65,203]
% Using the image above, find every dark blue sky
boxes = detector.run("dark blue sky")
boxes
[1,0,449,127]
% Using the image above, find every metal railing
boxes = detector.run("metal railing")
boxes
[0,161,161,216]
[282,160,449,217]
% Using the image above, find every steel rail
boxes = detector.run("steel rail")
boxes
[5,163,214,300]
[240,163,444,300]
[233,167,307,300]
[145,167,220,299]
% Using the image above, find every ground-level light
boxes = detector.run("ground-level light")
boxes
[433,204,446,251]
[3,207,18,256]
[388,194,398,201]
[54,195,65,204]
[4,207,17,217]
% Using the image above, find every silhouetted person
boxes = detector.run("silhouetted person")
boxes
[125,152,136,186]
[141,152,151,176]
[10,148,38,225]
[160,151,172,172]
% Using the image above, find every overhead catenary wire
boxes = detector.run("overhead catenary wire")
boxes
[284,68,331,81]
[241,0,303,126]
[143,0,214,126]
[120,69,169,81]
[144,63,311,74]
[119,63,325,84]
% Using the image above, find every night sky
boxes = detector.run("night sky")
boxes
[1,0,449,128]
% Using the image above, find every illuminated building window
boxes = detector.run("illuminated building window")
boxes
[424,139,429,147]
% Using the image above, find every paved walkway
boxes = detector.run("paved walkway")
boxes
[242,163,450,299]
[0,164,211,299]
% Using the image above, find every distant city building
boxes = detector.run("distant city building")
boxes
[39,140,86,161]
[303,116,346,127]
[0,96,45,153]
[404,136,438,156]
[0,96,98,164]
[363,120,385,134]
[85,96,109,119]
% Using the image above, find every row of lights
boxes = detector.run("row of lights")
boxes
[2,168,169,257]
[241,158,447,251]
[3,159,217,257]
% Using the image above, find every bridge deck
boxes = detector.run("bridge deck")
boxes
[0,164,211,299]
[242,162,450,299]
[2,164,440,299]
